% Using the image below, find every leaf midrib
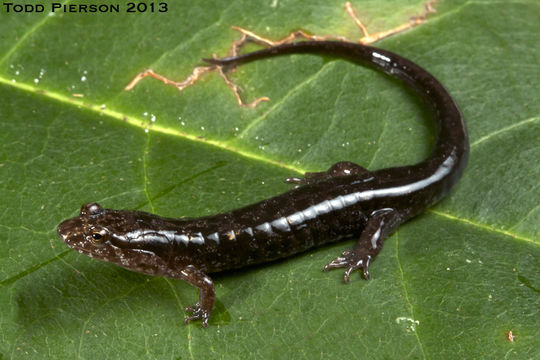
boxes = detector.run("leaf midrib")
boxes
[0,75,307,173]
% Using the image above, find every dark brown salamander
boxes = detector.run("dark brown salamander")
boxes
[57,41,469,327]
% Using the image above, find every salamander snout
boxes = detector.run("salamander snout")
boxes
[57,217,83,244]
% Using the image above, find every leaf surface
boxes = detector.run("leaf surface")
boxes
[0,0,538,358]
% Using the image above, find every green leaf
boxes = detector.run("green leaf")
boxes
[1,0,539,358]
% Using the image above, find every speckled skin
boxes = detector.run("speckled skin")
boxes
[58,41,469,327]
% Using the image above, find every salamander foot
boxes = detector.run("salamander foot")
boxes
[324,249,372,282]
[184,302,211,328]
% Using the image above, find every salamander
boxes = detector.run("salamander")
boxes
[57,41,469,327]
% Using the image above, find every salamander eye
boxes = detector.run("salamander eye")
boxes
[80,202,103,216]
[87,227,109,245]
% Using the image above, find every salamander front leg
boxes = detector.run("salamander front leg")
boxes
[324,209,402,282]
[286,161,369,186]
[172,265,216,327]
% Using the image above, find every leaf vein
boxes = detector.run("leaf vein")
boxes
[142,134,154,212]
[298,66,348,162]
[0,76,307,175]
[470,116,540,147]
[429,210,537,244]
[0,0,73,67]
[367,107,388,168]
[395,231,427,359]
[238,61,336,139]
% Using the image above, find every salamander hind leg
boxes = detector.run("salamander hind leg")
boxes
[324,209,402,282]
[286,161,369,186]
[171,265,216,327]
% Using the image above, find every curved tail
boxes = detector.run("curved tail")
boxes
[204,40,469,201]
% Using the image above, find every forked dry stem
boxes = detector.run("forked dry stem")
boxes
[125,1,437,107]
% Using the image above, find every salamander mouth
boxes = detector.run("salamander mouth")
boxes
[62,236,116,262]
[71,246,110,261]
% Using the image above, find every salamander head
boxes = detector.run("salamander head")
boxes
[57,203,177,274]
[57,203,119,261]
